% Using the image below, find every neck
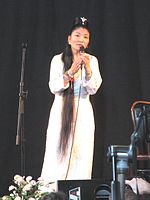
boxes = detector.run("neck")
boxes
[72,50,80,60]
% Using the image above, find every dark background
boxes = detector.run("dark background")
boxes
[0,0,150,196]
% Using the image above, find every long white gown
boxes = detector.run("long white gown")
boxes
[41,53,102,182]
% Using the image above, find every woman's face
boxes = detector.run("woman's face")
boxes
[68,27,90,53]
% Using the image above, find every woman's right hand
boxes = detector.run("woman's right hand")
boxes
[69,57,83,75]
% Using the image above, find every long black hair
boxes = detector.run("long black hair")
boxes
[58,17,90,159]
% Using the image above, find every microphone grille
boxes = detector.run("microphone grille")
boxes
[80,46,85,54]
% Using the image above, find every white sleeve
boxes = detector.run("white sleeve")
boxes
[82,56,102,95]
[49,55,69,94]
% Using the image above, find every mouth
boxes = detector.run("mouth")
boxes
[77,44,84,49]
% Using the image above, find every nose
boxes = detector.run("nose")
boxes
[79,36,84,42]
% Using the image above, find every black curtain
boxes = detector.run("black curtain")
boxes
[0,0,150,196]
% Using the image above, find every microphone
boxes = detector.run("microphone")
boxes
[79,45,85,54]
[79,46,85,69]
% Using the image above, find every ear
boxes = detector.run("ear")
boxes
[68,35,71,45]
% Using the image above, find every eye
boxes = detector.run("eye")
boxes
[75,34,80,37]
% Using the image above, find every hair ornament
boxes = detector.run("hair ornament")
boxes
[70,17,90,34]
[80,17,88,25]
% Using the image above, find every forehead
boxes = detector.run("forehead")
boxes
[71,27,90,36]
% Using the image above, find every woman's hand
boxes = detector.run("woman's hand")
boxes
[81,53,92,80]
[80,53,90,70]
[67,53,92,80]
[69,57,83,75]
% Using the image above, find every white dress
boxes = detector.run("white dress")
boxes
[41,53,102,182]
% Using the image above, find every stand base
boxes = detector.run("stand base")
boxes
[55,179,111,200]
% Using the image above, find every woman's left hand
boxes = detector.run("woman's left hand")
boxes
[80,53,90,70]
[81,53,92,80]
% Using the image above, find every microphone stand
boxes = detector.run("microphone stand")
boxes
[107,145,130,200]
[107,104,145,200]
[16,43,28,176]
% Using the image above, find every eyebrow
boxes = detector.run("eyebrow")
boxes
[74,31,89,36]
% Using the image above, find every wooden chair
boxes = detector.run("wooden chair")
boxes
[131,101,150,178]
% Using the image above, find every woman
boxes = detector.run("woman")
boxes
[41,17,102,182]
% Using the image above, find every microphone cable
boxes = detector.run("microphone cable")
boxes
[65,67,83,180]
